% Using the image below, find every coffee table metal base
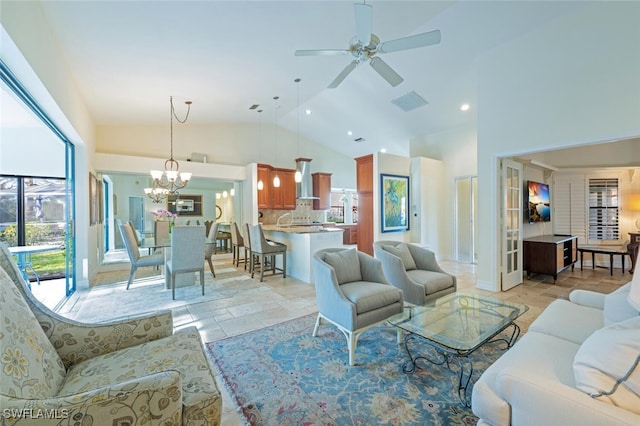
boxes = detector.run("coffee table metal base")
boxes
[400,322,521,407]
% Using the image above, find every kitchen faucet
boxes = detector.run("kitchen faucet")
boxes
[276,212,291,228]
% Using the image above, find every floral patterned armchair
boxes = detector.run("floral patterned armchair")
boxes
[0,243,221,425]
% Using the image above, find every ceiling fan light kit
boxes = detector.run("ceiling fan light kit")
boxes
[295,2,441,88]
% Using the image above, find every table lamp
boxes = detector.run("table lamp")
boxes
[629,193,640,231]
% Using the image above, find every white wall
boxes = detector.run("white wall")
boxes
[96,123,356,190]
[476,2,640,291]
[410,123,477,259]
[410,157,444,253]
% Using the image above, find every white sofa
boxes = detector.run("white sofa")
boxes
[472,282,640,426]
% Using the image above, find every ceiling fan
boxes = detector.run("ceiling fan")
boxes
[295,2,441,88]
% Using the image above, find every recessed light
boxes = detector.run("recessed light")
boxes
[460,103,470,111]
[305,109,312,115]
[347,131,353,136]
[380,148,387,153]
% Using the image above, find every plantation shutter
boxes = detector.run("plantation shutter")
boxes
[552,174,587,244]
[588,178,619,241]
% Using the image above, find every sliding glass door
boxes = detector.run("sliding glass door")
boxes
[1,59,76,302]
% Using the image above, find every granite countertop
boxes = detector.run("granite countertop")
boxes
[261,224,344,234]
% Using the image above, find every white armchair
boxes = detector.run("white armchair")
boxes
[312,248,404,365]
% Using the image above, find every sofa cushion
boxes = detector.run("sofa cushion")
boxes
[603,284,639,326]
[573,315,640,414]
[528,299,603,345]
[383,243,417,270]
[61,326,221,423]
[324,248,362,284]
[406,269,454,294]
[0,266,66,399]
[339,281,402,314]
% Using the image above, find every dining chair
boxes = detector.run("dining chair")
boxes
[248,224,287,282]
[128,220,142,246]
[204,222,219,278]
[230,222,248,269]
[166,225,206,300]
[118,224,164,290]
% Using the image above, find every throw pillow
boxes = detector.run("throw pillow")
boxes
[324,248,362,284]
[384,243,417,271]
[573,315,640,414]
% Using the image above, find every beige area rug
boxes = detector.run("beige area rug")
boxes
[73,263,257,322]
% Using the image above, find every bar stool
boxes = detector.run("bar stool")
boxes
[248,224,287,282]
[230,222,248,269]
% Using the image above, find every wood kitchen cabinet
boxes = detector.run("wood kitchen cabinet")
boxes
[523,235,577,282]
[339,225,358,245]
[257,163,272,209]
[312,172,332,210]
[271,168,296,210]
[355,154,373,255]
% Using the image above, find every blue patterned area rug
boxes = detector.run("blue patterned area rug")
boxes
[207,313,509,425]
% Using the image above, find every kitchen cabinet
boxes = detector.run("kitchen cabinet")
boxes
[257,164,273,209]
[339,225,358,245]
[312,172,332,210]
[355,154,373,255]
[271,168,296,210]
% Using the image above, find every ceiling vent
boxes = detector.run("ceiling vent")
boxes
[190,152,207,163]
[354,137,366,143]
[391,91,428,112]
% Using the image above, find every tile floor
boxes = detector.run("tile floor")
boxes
[45,252,630,425]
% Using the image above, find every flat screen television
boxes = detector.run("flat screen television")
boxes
[526,180,551,223]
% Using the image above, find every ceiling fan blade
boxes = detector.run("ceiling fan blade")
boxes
[377,30,441,54]
[354,3,373,45]
[369,57,403,87]
[295,49,350,57]
[328,60,358,89]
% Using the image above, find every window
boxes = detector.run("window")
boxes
[588,178,619,240]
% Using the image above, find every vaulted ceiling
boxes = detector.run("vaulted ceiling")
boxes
[33,1,587,158]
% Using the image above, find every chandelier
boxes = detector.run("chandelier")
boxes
[145,96,192,202]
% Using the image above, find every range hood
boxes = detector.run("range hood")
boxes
[295,158,319,200]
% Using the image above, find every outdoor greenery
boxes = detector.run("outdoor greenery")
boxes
[1,223,67,279]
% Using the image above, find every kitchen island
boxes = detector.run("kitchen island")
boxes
[261,225,344,284]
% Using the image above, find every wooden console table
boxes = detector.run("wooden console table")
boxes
[523,235,577,282]
[577,245,629,275]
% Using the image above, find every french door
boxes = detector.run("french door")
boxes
[501,159,523,290]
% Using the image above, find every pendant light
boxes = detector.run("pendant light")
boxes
[145,96,192,202]
[294,78,302,183]
[272,96,281,188]
[257,109,264,191]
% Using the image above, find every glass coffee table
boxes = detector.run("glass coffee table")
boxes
[388,291,528,406]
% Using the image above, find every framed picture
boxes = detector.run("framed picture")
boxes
[167,194,202,217]
[380,174,410,232]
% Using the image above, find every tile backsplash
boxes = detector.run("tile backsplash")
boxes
[260,200,327,224]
